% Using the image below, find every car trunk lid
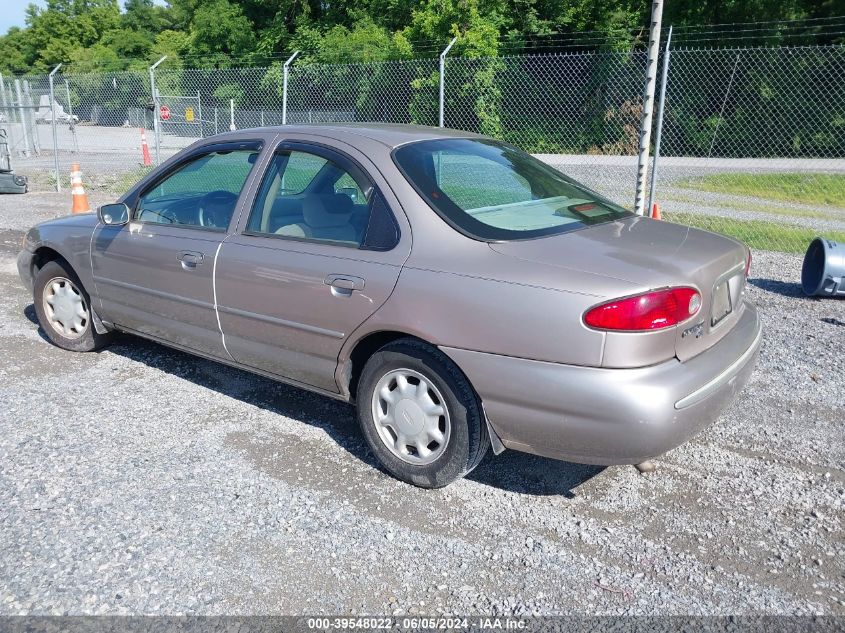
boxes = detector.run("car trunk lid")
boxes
[489,216,749,362]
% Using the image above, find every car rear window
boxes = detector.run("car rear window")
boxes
[392,138,631,241]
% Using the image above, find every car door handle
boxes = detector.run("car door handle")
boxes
[324,274,365,296]
[177,251,204,269]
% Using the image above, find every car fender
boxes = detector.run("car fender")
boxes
[23,215,102,314]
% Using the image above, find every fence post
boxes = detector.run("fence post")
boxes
[48,64,63,192]
[23,80,40,155]
[229,99,236,131]
[148,56,167,164]
[64,80,78,153]
[439,37,457,128]
[197,90,203,138]
[14,80,30,158]
[282,50,300,125]
[634,0,664,215]
[0,73,16,156]
[647,26,671,217]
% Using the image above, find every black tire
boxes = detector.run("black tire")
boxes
[356,338,489,488]
[33,259,112,352]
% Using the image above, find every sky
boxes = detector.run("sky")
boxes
[1,0,166,34]
[1,0,44,34]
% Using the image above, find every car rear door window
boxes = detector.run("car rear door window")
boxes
[279,151,328,194]
[136,149,259,230]
[245,148,397,249]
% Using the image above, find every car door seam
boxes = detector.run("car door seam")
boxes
[88,224,106,314]
[212,240,237,362]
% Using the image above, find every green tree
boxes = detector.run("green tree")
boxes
[404,0,504,134]
[0,27,33,74]
[122,0,175,36]
[151,30,191,67]
[295,18,412,63]
[188,0,256,65]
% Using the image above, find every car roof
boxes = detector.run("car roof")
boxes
[217,123,486,149]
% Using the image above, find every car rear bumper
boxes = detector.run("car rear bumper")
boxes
[440,301,762,465]
[17,249,35,292]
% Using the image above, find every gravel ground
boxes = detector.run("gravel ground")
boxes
[0,192,843,617]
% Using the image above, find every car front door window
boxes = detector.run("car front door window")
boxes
[136,150,259,230]
[92,142,263,359]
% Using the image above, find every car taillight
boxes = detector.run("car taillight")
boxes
[584,287,701,331]
[745,249,752,278]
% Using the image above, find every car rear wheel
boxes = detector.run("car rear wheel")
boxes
[33,260,112,352]
[356,338,489,488]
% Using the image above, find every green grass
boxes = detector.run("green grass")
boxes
[663,212,845,254]
[661,191,838,220]
[105,166,155,194]
[680,172,845,208]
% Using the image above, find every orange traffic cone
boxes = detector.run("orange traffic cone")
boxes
[70,163,91,215]
[651,202,662,220]
[140,128,152,166]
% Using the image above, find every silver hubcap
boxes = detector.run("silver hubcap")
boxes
[42,276,88,339]
[372,368,451,465]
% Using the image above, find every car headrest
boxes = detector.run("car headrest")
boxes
[329,193,354,214]
[303,196,352,229]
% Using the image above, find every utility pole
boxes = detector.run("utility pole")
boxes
[14,80,30,158]
[647,26,672,217]
[633,0,664,215]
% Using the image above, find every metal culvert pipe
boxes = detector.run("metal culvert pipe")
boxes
[802,237,845,297]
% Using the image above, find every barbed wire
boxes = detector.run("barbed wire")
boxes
[4,15,844,76]
[668,14,845,29]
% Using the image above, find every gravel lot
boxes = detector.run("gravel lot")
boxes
[0,192,843,616]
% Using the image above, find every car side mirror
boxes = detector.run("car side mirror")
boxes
[98,203,130,226]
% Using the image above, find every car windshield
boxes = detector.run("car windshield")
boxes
[392,138,632,241]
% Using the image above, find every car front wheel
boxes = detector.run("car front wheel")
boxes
[356,338,489,488]
[33,259,112,352]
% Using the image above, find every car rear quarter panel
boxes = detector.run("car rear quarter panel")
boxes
[337,143,650,371]
[343,210,643,369]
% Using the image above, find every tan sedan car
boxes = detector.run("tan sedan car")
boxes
[18,124,761,487]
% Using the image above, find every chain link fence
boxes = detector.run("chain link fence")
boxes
[444,51,647,202]
[289,58,439,126]
[654,44,845,254]
[1,43,843,255]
